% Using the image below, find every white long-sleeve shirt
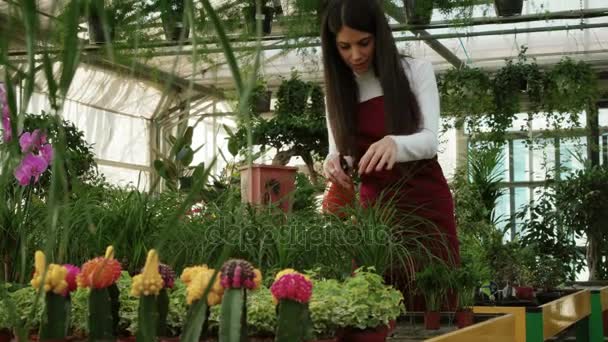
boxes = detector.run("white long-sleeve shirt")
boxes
[326,58,440,163]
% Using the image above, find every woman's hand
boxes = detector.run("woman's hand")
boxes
[358,136,397,174]
[324,154,353,189]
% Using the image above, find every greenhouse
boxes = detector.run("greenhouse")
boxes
[1,0,608,341]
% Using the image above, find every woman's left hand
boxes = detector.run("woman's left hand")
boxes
[358,136,397,174]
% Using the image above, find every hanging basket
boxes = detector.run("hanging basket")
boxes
[87,10,115,44]
[244,6,275,35]
[162,17,191,42]
[403,0,434,25]
[494,0,524,17]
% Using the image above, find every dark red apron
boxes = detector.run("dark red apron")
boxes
[356,96,460,311]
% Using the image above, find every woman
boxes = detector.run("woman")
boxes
[321,0,460,307]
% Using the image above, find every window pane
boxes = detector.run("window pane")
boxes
[559,137,586,177]
[531,138,556,181]
[513,139,530,182]
[494,189,511,237]
[514,187,530,238]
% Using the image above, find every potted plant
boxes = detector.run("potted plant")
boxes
[243,0,275,35]
[84,0,142,44]
[415,263,451,330]
[492,48,544,135]
[438,66,495,130]
[543,57,598,127]
[249,80,272,115]
[530,255,567,305]
[339,269,404,341]
[309,279,348,341]
[493,0,524,17]
[452,265,482,329]
[146,0,190,41]
[229,73,328,211]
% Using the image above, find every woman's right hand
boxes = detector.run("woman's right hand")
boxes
[324,154,353,190]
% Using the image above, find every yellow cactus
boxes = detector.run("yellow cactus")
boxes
[253,268,263,289]
[105,245,114,259]
[30,251,69,295]
[131,250,164,297]
[181,265,210,285]
[183,267,224,306]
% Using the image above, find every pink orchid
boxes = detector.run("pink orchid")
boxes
[14,153,49,186]
[19,129,47,154]
[40,144,54,164]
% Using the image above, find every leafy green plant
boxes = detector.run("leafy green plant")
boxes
[485,233,535,288]
[452,260,486,309]
[292,173,323,212]
[491,48,545,136]
[230,72,328,184]
[154,126,207,192]
[519,188,581,282]
[341,269,404,330]
[439,66,495,129]
[415,263,451,312]
[309,279,348,338]
[553,165,608,280]
[529,255,567,292]
[544,57,598,127]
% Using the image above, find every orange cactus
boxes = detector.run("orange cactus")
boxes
[77,257,122,289]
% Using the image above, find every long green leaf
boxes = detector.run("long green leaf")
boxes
[180,298,210,342]
[59,0,82,98]
[21,0,38,108]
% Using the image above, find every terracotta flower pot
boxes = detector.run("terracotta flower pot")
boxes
[240,164,298,213]
[514,286,534,300]
[424,311,441,330]
[338,324,389,342]
[455,309,474,329]
[0,329,12,342]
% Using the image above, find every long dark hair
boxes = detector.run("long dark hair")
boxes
[321,0,421,159]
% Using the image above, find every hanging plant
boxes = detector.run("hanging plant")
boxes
[544,57,598,127]
[491,48,545,134]
[438,66,495,129]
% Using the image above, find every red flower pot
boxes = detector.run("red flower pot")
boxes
[117,337,136,342]
[388,319,397,332]
[0,330,12,342]
[159,338,181,342]
[515,286,535,300]
[455,309,474,329]
[424,311,441,330]
[338,324,390,342]
[322,182,355,218]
